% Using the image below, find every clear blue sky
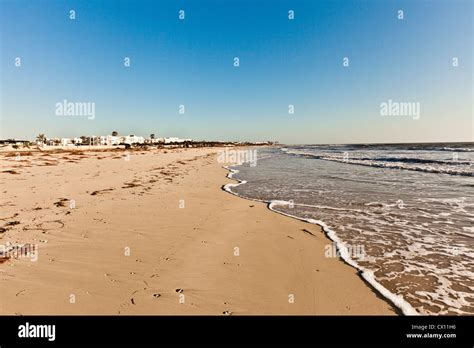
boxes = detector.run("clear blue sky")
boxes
[1,0,472,144]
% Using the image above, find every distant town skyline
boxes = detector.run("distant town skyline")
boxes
[1,0,472,144]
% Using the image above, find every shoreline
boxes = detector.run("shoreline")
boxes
[222,165,406,315]
[0,147,395,315]
[222,164,407,315]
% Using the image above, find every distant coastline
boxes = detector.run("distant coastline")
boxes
[0,133,277,152]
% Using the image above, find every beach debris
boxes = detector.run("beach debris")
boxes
[0,213,19,221]
[175,288,183,294]
[153,293,161,298]
[53,198,68,207]
[37,220,64,230]
[122,181,141,189]
[90,188,114,196]
[15,289,26,297]
[222,311,233,316]
[302,228,316,237]
[130,298,135,305]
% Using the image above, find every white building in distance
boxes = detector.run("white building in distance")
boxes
[100,135,121,146]
[164,137,192,144]
[60,138,74,146]
[124,135,144,145]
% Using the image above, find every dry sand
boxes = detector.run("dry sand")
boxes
[0,147,396,315]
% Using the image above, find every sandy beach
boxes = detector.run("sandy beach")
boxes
[0,147,395,315]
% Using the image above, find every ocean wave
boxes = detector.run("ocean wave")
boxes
[441,147,474,152]
[284,144,474,153]
[280,149,474,177]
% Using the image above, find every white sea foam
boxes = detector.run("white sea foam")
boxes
[223,166,247,193]
[281,148,474,177]
[442,147,474,152]
[267,200,419,316]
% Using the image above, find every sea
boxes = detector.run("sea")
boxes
[224,143,474,315]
